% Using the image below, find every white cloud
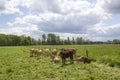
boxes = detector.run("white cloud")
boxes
[29,0,60,13]
[0,0,20,14]
[0,0,120,41]
[0,25,39,38]
[7,0,107,33]
[0,0,32,15]
[88,23,120,41]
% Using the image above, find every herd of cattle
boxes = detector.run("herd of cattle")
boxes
[30,48,91,66]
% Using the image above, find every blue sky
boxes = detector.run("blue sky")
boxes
[0,0,120,41]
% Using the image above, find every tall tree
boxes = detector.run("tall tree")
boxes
[42,34,46,45]
[38,39,41,45]
[72,37,75,45]
[112,39,120,44]
[67,37,71,45]
[76,37,83,44]
[47,33,57,45]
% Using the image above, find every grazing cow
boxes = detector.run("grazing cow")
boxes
[30,48,43,57]
[50,53,60,63]
[59,50,74,66]
[36,49,43,58]
[34,49,39,57]
[43,49,50,56]
[30,48,34,57]
[53,57,60,63]
[51,49,58,56]
[30,48,36,57]
[76,55,91,64]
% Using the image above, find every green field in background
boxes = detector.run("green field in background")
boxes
[0,45,120,80]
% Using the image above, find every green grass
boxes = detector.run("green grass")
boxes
[0,45,120,80]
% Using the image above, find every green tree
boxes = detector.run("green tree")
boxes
[72,37,75,45]
[0,34,7,46]
[38,39,41,45]
[42,34,46,45]
[76,37,83,44]
[47,33,57,45]
[112,39,120,44]
[67,37,71,45]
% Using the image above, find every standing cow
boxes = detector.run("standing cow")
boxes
[61,48,77,60]
[59,49,75,66]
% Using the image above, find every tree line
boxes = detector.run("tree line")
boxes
[0,33,120,46]
[0,34,38,46]
[41,33,93,45]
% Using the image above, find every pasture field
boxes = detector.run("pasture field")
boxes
[0,45,120,80]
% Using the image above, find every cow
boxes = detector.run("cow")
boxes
[36,49,43,58]
[76,55,91,64]
[59,49,75,66]
[51,49,58,56]
[30,48,37,57]
[61,48,77,60]
[50,53,60,63]
[43,48,50,56]
[30,48,43,57]
[53,57,60,63]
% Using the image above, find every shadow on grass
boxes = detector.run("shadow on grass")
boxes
[60,63,74,67]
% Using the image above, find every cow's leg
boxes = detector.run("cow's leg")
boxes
[74,54,77,60]
[70,56,74,64]
[70,59,74,64]
[83,59,86,64]
[35,52,37,57]
[34,52,36,57]
[62,58,66,65]
[30,52,33,57]
[37,53,40,59]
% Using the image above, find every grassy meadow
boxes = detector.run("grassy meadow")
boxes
[0,45,120,80]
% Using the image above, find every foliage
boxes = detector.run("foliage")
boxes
[0,33,120,46]
[0,34,38,46]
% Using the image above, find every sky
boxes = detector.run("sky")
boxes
[0,0,120,41]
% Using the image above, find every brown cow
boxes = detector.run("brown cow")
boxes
[30,48,37,57]
[36,49,43,58]
[50,53,60,63]
[43,48,50,56]
[51,49,58,56]
[59,49,75,66]
[76,55,91,64]
[53,57,60,63]
[30,48,43,57]
[61,48,77,60]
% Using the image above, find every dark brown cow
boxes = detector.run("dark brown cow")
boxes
[61,48,77,60]
[59,50,75,66]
